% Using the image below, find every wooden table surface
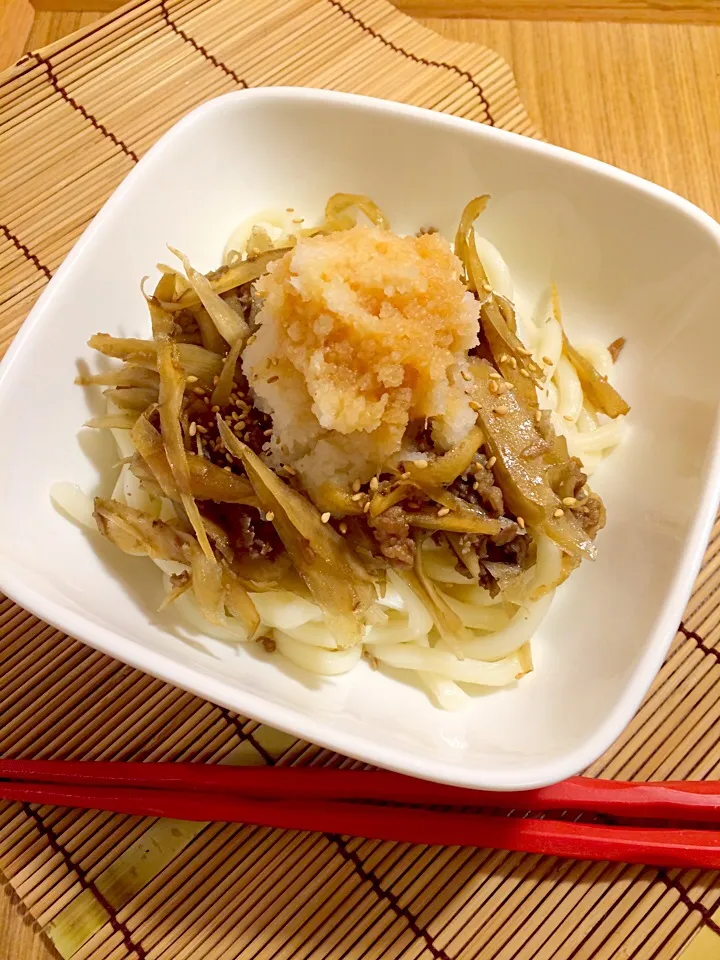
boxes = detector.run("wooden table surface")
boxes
[1,2,719,958]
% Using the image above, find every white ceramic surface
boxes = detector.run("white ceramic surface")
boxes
[2,89,720,790]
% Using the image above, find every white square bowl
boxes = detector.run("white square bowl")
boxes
[2,88,720,791]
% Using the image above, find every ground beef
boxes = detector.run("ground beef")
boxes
[399,486,430,512]
[199,503,280,559]
[472,528,532,567]
[573,492,606,540]
[173,310,203,344]
[406,420,435,454]
[548,455,587,500]
[242,417,271,456]
[450,465,504,517]
[368,505,415,567]
[473,530,535,594]
[341,519,389,576]
[489,530,534,568]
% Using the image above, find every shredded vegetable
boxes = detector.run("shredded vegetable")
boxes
[169,247,249,346]
[67,191,628,708]
[217,420,376,648]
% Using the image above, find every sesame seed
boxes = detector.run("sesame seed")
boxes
[284,464,297,476]
[292,217,304,224]
[369,477,379,491]
[472,481,480,491]
[517,516,526,529]
[196,424,208,434]
[487,456,497,468]
[203,396,210,405]
[509,357,518,369]
[186,375,199,383]
[363,501,371,513]
[321,512,331,523]
[189,422,197,437]
[415,459,428,469]
[339,522,348,534]
[542,355,553,366]
[225,453,233,463]
[534,410,543,423]
[499,354,509,364]
[264,428,273,436]
[563,415,574,422]
[267,375,279,384]
[266,511,275,522]
[211,405,220,414]
[352,479,361,493]
[520,369,531,379]
[493,404,509,416]
[223,466,232,472]
[233,422,243,433]
[212,375,220,386]
[192,386,205,396]
[481,282,492,292]
[488,380,499,395]
[401,471,410,480]
[563,496,578,506]
[461,369,472,382]
[488,370,501,380]
[518,347,533,357]
[351,492,364,502]
[469,401,481,412]
[496,382,508,395]
[553,508,565,518]
[437,507,450,517]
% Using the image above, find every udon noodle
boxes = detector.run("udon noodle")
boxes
[53,195,628,709]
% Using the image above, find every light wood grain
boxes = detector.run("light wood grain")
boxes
[1,6,720,960]
[28,0,720,24]
[422,16,720,219]
[24,8,102,47]
[31,0,122,11]
[402,0,720,24]
[0,0,34,67]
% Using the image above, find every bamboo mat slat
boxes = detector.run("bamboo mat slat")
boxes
[0,2,719,959]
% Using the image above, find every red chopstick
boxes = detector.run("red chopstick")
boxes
[2,760,720,869]
[1,779,720,870]
[1,761,719,820]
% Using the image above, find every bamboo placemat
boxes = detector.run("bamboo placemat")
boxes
[1,1,720,957]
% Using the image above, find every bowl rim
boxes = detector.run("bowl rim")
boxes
[3,86,720,790]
